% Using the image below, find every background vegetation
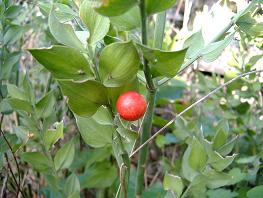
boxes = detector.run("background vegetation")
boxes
[0,0,262,198]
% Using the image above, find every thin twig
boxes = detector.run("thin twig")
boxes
[0,115,24,198]
[130,69,263,158]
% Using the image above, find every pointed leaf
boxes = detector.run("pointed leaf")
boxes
[138,44,187,78]
[29,45,93,81]
[54,138,75,171]
[163,173,184,197]
[208,151,237,171]
[217,136,238,156]
[49,9,84,50]
[35,91,56,119]
[43,121,64,150]
[80,0,110,44]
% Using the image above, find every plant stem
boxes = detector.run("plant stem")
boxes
[135,1,157,196]
[135,92,156,197]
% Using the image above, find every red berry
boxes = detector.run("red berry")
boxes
[116,91,147,121]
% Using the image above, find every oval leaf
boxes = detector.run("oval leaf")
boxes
[76,115,114,148]
[58,80,108,117]
[99,41,140,87]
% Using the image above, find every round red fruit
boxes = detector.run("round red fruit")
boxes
[116,91,147,121]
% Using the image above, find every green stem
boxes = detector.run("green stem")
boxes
[135,92,156,197]
[135,2,158,196]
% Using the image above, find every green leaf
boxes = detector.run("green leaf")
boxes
[79,162,117,188]
[201,33,234,62]
[29,45,93,81]
[146,0,177,15]
[247,185,263,198]
[204,170,232,189]
[6,84,27,101]
[21,152,52,172]
[163,173,184,197]
[110,6,140,31]
[95,0,137,17]
[184,30,204,59]
[43,121,64,150]
[212,129,228,150]
[207,189,238,198]
[207,152,236,171]
[217,136,238,156]
[58,80,108,117]
[227,168,246,185]
[99,41,140,87]
[92,106,113,125]
[0,52,20,80]
[189,137,207,171]
[0,134,18,153]
[35,91,56,119]
[4,5,22,19]
[117,127,137,154]
[3,25,24,45]
[64,174,80,198]
[75,115,114,148]
[39,2,77,22]
[182,144,200,181]
[138,44,187,78]
[49,9,84,50]
[5,98,33,113]
[80,0,110,44]
[54,138,75,171]
[236,13,263,37]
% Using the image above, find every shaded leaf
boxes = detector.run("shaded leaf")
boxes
[100,41,140,87]
[58,80,108,117]
[146,0,177,15]
[21,152,52,172]
[79,162,117,188]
